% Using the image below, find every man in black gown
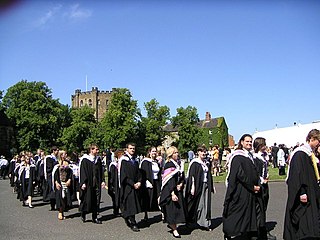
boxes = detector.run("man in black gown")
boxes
[43,146,59,210]
[283,129,320,240]
[79,144,105,224]
[119,143,142,232]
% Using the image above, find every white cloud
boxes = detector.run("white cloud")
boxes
[68,4,92,20]
[29,3,92,31]
[33,4,62,29]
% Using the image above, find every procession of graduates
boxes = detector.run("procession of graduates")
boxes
[3,128,320,240]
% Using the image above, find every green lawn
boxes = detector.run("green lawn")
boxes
[184,162,288,183]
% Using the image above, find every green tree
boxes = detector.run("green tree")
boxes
[141,99,170,150]
[59,106,97,153]
[171,106,200,158]
[2,80,70,151]
[99,88,141,149]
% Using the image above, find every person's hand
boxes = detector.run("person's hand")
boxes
[134,182,141,189]
[253,185,260,193]
[81,183,86,190]
[171,193,178,202]
[300,194,308,203]
[101,182,106,189]
[56,182,61,190]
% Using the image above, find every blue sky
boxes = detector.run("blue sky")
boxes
[1,0,319,142]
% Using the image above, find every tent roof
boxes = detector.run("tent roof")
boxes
[252,121,320,148]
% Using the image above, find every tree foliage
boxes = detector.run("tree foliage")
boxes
[99,88,141,149]
[59,106,96,153]
[2,80,70,151]
[171,106,200,157]
[141,99,170,150]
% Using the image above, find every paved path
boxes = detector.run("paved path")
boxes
[0,179,287,240]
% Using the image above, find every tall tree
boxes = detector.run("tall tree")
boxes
[171,106,200,158]
[2,80,70,151]
[59,106,97,153]
[99,88,141,149]
[141,99,170,150]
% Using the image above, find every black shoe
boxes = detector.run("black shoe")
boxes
[81,216,86,223]
[92,219,102,224]
[28,205,34,208]
[131,225,140,232]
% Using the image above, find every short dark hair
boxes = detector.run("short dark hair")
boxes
[51,146,58,153]
[126,143,136,148]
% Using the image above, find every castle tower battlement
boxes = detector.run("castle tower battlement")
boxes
[71,87,114,121]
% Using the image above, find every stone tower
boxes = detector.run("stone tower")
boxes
[71,87,115,121]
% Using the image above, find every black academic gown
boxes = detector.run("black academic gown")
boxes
[283,150,320,240]
[108,162,120,212]
[140,159,161,212]
[43,155,58,202]
[79,155,101,215]
[223,153,262,237]
[14,164,21,200]
[53,165,73,210]
[119,154,142,218]
[159,161,186,225]
[19,164,36,201]
[185,159,214,223]
[8,159,16,187]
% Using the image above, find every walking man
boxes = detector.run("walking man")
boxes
[283,129,320,239]
[79,144,105,224]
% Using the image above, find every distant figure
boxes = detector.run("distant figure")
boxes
[283,129,320,240]
[0,155,9,179]
[271,143,279,168]
[277,144,286,175]
[188,150,195,162]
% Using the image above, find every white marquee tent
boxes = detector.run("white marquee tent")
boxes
[252,121,320,148]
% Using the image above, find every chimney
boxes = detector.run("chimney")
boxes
[205,112,211,121]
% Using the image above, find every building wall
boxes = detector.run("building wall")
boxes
[71,87,114,121]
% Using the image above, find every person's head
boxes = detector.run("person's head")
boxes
[115,149,124,160]
[225,147,231,154]
[36,149,41,155]
[237,134,253,151]
[306,129,320,150]
[253,137,267,153]
[58,150,67,162]
[197,145,207,160]
[25,156,30,165]
[89,144,99,157]
[126,143,136,156]
[166,146,179,161]
[147,146,157,159]
[51,146,59,156]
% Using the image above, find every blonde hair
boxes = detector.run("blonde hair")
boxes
[58,150,67,166]
[166,146,178,161]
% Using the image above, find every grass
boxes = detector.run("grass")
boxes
[184,161,288,183]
